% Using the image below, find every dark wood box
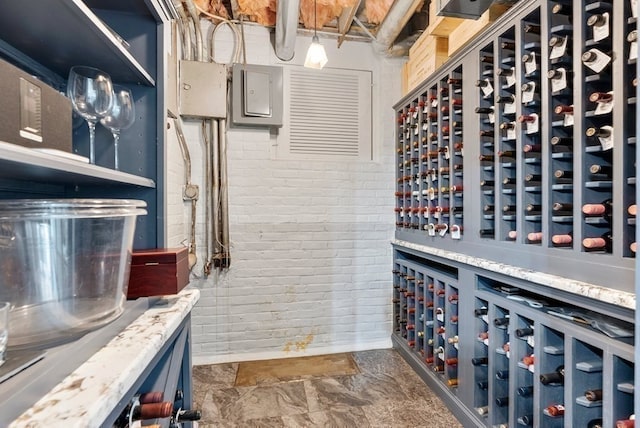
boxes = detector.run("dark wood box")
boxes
[127,247,190,299]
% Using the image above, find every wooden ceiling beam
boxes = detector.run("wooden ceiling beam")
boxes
[336,0,362,48]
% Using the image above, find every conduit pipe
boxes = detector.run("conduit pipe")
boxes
[372,0,423,55]
[274,0,301,61]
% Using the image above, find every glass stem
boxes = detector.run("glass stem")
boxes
[87,121,97,164]
[113,132,121,170]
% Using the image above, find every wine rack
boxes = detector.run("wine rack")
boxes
[392,248,635,428]
[395,69,465,239]
[394,0,638,290]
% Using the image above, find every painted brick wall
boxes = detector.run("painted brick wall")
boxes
[165,23,403,364]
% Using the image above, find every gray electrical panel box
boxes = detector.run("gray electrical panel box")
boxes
[231,64,283,127]
[179,60,227,119]
[436,0,495,19]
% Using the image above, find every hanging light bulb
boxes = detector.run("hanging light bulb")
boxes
[304,0,327,69]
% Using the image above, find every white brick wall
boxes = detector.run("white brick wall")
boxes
[165,22,403,364]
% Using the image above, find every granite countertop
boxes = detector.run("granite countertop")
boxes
[393,239,635,310]
[10,288,200,428]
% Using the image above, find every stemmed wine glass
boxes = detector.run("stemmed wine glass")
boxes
[100,85,135,170]
[67,66,114,164]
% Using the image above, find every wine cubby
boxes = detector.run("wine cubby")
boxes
[394,0,637,291]
[392,248,635,428]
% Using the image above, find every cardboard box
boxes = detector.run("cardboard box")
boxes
[447,3,513,56]
[127,247,190,299]
[0,57,72,152]
[407,35,449,91]
[426,0,465,37]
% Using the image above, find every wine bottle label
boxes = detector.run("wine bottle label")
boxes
[524,113,539,134]
[550,67,568,92]
[521,81,536,104]
[505,67,517,87]
[488,111,496,124]
[629,31,638,60]
[550,36,569,60]
[563,109,575,127]
[633,0,638,18]
[523,51,537,75]
[599,125,614,150]
[592,12,610,42]
[594,92,614,115]
[583,48,612,73]
[481,79,493,97]
[438,223,449,237]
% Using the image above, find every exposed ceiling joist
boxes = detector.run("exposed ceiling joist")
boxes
[336,0,362,48]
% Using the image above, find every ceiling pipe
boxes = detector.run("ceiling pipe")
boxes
[274,0,301,61]
[373,0,424,56]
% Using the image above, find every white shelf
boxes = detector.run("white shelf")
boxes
[0,141,155,188]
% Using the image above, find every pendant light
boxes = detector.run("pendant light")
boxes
[304,0,328,69]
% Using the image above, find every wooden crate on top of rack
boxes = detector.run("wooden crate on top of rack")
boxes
[407,34,449,92]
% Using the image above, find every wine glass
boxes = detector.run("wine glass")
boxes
[67,66,114,164]
[100,85,135,170]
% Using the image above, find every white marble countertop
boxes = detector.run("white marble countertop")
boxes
[10,288,200,428]
[393,239,635,310]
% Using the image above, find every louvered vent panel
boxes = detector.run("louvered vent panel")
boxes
[289,69,361,156]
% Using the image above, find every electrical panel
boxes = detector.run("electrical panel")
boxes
[231,63,283,127]
[179,60,227,119]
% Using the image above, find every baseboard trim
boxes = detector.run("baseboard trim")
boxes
[192,338,393,365]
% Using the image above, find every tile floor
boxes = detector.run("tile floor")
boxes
[192,348,463,427]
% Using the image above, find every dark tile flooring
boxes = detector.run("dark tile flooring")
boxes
[192,349,463,427]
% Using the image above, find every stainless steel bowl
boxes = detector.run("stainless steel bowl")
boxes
[0,199,147,349]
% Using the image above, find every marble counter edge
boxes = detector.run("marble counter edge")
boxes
[392,239,635,310]
[10,287,200,428]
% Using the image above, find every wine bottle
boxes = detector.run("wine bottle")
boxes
[527,232,543,242]
[479,129,495,138]
[582,49,612,68]
[471,356,489,366]
[552,232,573,246]
[495,396,509,407]
[447,378,459,387]
[517,414,534,426]
[477,380,489,390]
[545,404,565,416]
[499,122,515,131]
[554,169,573,180]
[522,354,535,365]
[494,316,510,327]
[501,41,516,50]
[523,144,541,153]
[483,204,495,213]
[495,369,509,380]
[479,154,495,162]
[587,419,603,428]
[550,136,572,147]
[447,335,459,344]
[551,3,571,16]
[475,106,494,114]
[480,180,495,188]
[517,385,534,397]
[447,77,462,85]
[115,402,174,427]
[589,91,613,103]
[582,198,612,217]
[616,418,636,428]
[480,54,494,63]
[498,150,515,158]
[518,114,537,124]
[525,173,541,182]
[584,388,603,401]
[445,357,458,365]
[526,204,541,214]
[507,230,517,240]
[496,68,514,77]
[503,204,517,214]
[540,365,565,385]
[523,23,541,34]
[515,327,534,338]
[587,13,608,28]
[479,228,495,237]
[554,104,573,114]
[475,405,489,415]
[496,94,516,104]
[589,164,612,177]
[586,126,612,138]
[583,232,613,251]
[476,79,491,88]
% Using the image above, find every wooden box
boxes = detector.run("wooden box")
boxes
[127,247,190,299]
[426,0,465,37]
[447,3,513,56]
[407,35,449,90]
